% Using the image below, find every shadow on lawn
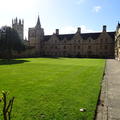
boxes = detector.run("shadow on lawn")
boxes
[0,59,30,65]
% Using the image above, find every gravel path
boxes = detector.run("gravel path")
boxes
[96,59,120,120]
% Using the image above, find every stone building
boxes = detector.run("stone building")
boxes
[28,16,115,58]
[12,17,24,40]
[28,16,44,55]
[115,22,120,60]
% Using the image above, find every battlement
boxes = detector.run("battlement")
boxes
[12,17,24,26]
[12,17,24,40]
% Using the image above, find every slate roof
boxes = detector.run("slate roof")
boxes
[108,32,115,39]
[81,33,100,40]
[44,35,51,41]
[57,34,74,40]
[44,32,115,41]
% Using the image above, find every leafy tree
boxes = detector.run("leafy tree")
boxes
[0,26,25,59]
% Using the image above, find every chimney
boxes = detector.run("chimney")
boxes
[56,29,59,35]
[77,27,81,33]
[103,25,107,32]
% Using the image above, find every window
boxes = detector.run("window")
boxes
[64,46,66,49]
[100,39,103,43]
[64,41,66,44]
[63,51,66,55]
[105,39,108,43]
[105,52,108,55]
[100,45,102,49]
[54,40,56,43]
[88,46,91,49]
[88,51,92,54]
[55,52,57,55]
[105,45,108,49]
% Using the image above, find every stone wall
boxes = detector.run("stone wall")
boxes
[42,31,114,58]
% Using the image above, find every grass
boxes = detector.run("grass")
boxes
[0,58,105,120]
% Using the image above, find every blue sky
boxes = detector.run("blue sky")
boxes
[0,0,119,38]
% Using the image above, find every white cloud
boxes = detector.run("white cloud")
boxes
[45,29,55,35]
[76,0,86,5]
[93,6,102,12]
[47,25,95,34]
[60,26,77,34]
[80,25,95,33]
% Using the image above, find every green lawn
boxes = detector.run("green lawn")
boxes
[0,58,105,120]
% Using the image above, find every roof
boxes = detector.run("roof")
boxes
[81,33,100,39]
[57,34,74,40]
[35,16,41,28]
[44,35,51,41]
[108,32,115,39]
[44,32,115,41]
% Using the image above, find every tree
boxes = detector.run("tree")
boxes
[0,26,25,59]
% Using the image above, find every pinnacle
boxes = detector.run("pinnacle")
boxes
[36,15,41,28]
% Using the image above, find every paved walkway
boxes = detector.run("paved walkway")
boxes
[96,59,120,120]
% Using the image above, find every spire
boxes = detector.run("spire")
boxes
[116,21,120,31]
[36,15,41,28]
[118,21,120,27]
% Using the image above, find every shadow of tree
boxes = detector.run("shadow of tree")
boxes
[0,59,30,65]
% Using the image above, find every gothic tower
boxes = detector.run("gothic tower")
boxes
[28,16,44,55]
[12,17,24,40]
[35,16,44,53]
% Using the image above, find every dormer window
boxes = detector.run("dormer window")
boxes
[105,39,107,42]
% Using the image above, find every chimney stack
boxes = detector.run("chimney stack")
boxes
[56,29,59,35]
[77,27,81,33]
[103,25,107,32]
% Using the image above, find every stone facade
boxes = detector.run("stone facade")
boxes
[12,18,24,40]
[28,16,115,58]
[115,23,120,60]
[28,16,44,55]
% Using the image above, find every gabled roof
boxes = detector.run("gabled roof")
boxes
[44,32,115,41]
[108,32,115,39]
[81,33,100,40]
[44,34,74,41]
[44,35,51,41]
[57,34,74,40]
